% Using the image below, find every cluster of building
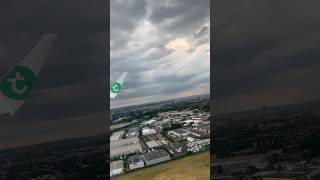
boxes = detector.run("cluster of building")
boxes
[212,150,320,179]
[213,101,320,179]
[110,149,172,177]
[110,109,210,177]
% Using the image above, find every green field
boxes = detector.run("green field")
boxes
[114,151,210,180]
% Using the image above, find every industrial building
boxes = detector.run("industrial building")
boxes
[110,160,124,177]
[126,128,139,138]
[110,137,142,159]
[143,150,171,166]
[168,129,189,138]
[142,128,156,136]
[164,143,187,158]
[127,155,145,171]
[110,131,125,142]
[110,137,140,148]
[146,140,162,149]
[187,138,210,153]
[143,134,168,149]
[186,129,204,138]
[110,144,142,159]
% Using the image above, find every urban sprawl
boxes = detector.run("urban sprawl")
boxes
[110,95,210,177]
[212,101,320,180]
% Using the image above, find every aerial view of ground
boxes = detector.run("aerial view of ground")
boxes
[114,151,210,180]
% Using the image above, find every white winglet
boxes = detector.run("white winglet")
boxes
[110,72,128,98]
[0,34,57,116]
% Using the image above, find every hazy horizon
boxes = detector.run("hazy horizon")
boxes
[111,93,210,110]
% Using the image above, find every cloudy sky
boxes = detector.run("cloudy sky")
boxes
[214,0,320,114]
[0,0,107,149]
[110,0,210,108]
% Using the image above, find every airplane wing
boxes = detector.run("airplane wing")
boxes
[0,34,57,116]
[110,72,128,98]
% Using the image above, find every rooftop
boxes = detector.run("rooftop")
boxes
[110,143,142,157]
[110,160,124,170]
[127,155,144,164]
[143,150,170,161]
[110,137,140,148]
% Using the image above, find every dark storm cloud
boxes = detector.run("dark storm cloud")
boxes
[0,0,107,149]
[213,0,320,114]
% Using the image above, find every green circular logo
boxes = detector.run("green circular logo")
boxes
[111,82,122,93]
[1,66,36,100]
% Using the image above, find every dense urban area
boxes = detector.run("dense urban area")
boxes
[212,101,320,180]
[110,95,210,178]
[0,95,209,179]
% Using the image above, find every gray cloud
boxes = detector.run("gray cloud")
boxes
[147,0,210,34]
[110,0,210,108]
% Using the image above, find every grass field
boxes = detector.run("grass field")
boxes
[114,151,210,180]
